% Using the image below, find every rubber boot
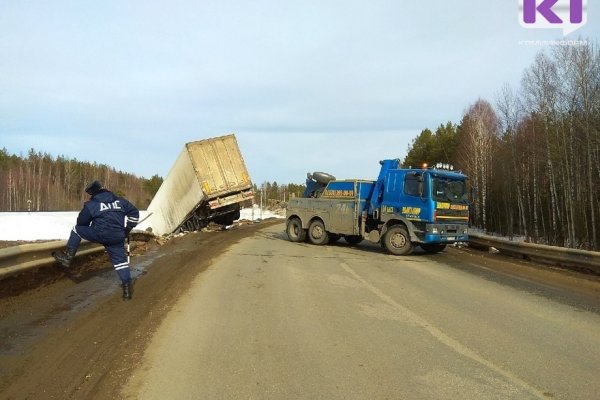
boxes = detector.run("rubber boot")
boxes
[52,248,76,268]
[122,281,133,300]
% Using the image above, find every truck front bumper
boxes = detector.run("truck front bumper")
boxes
[423,223,468,243]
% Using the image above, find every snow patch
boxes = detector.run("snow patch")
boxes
[239,205,285,221]
[0,207,283,241]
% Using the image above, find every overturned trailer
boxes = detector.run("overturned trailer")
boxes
[147,134,254,235]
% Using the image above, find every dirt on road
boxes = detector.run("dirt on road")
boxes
[0,220,282,400]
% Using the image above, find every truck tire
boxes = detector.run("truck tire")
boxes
[344,235,363,245]
[312,172,336,184]
[182,214,206,232]
[420,243,447,254]
[286,218,306,242]
[383,225,413,255]
[308,219,329,245]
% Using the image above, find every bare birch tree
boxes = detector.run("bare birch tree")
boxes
[457,99,499,230]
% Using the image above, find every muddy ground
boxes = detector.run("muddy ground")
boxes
[0,220,281,400]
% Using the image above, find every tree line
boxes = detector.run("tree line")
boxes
[0,148,162,211]
[0,146,307,213]
[403,39,599,251]
[253,182,306,206]
[0,148,304,213]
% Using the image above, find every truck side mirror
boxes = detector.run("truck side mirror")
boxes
[416,174,424,197]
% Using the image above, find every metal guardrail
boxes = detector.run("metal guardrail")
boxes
[0,241,104,281]
[2,232,598,281]
[468,232,600,274]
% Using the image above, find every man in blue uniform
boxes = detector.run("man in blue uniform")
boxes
[52,180,140,300]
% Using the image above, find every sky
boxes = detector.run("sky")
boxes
[1,1,598,185]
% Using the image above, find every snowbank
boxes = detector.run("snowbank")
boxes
[238,204,285,221]
[0,207,283,241]
[0,212,77,241]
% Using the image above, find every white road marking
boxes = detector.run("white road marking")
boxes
[339,262,549,400]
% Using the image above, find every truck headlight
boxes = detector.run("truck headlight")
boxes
[431,227,439,234]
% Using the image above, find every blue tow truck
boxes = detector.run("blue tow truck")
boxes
[285,159,469,255]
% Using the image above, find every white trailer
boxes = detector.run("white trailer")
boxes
[147,134,254,235]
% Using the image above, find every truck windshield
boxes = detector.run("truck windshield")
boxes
[431,177,467,202]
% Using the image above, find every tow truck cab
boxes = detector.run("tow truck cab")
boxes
[376,166,469,245]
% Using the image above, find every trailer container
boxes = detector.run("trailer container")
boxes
[147,134,253,235]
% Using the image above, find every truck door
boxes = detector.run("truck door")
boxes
[399,172,428,221]
[382,171,427,221]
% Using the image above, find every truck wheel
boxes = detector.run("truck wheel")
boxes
[344,235,363,245]
[286,218,306,242]
[420,243,447,254]
[383,225,413,255]
[308,220,329,245]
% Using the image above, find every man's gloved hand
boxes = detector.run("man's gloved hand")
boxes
[125,226,133,236]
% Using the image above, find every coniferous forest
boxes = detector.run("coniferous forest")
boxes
[403,40,600,251]
[0,148,162,211]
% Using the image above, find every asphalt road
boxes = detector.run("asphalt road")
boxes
[123,224,600,400]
